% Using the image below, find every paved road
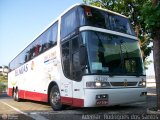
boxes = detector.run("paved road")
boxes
[0,87,158,120]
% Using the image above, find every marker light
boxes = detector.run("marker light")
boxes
[84,7,92,16]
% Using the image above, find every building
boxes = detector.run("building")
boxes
[0,66,9,76]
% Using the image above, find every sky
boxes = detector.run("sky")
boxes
[0,0,82,65]
[0,0,155,76]
[146,52,155,76]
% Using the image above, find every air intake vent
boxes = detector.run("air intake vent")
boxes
[110,82,137,87]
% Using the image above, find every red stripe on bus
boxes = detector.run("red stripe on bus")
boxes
[61,96,72,105]
[73,97,84,107]
[61,96,84,107]
[8,88,13,97]
[19,90,48,102]
[8,88,84,107]
[8,88,48,102]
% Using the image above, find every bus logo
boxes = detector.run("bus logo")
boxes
[31,61,34,70]
[15,64,28,76]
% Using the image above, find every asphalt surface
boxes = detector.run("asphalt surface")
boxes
[0,87,158,120]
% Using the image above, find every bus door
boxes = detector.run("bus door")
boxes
[61,39,73,105]
[61,35,82,105]
[71,36,84,107]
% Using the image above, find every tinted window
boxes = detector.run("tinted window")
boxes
[82,31,144,75]
[9,21,58,71]
[72,37,79,52]
[61,36,83,81]
[108,14,133,35]
[78,5,135,36]
[61,41,70,78]
[71,37,82,81]
[82,6,109,29]
[61,8,78,39]
[41,23,58,52]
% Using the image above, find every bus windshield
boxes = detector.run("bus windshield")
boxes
[78,5,136,36]
[81,31,145,76]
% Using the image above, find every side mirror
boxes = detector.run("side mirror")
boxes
[79,45,87,66]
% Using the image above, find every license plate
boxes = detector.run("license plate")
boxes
[96,100,108,105]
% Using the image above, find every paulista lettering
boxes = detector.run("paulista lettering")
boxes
[15,64,28,76]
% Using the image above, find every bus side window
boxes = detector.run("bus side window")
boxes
[51,22,58,46]
[41,21,58,52]
[34,44,40,56]
[60,8,78,39]
[62,41,71,78]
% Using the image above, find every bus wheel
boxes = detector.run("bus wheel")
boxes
[49,86,62,111]
[13,89,16,101]
[15,89,20,102]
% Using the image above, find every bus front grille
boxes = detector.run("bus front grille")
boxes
[110,82,138,87]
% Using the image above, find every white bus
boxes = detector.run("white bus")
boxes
[8,4,147,110]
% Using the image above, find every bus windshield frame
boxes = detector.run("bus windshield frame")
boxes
[80,30,145,76]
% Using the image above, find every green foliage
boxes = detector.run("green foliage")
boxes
[141,0,160,31]
[0,83,7,92]
[0,74,7,83]
[0,75,7,92]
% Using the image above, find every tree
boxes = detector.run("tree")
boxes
[83,0,152,64]
[0,82,7,92]
[142,0,160,110]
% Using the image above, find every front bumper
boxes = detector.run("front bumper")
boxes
[84,87,147,107]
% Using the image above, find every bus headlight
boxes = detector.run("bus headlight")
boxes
[95,81,101,87]
[138,79,146,87]
[86,81,110,88]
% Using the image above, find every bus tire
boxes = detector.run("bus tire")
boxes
[15,88,20,102]
[13,89,16,101]
[49,85,62,111]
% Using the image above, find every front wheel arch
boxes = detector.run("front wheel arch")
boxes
[48,82,58,103]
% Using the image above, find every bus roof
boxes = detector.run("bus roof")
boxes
[28,3,128,47]
[9,3,128,64]
[78,3,127,18]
